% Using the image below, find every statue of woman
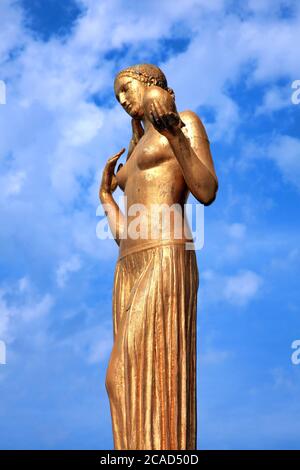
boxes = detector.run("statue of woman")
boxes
[99,64,218,450]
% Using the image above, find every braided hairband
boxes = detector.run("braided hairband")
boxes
[116,68,175,99]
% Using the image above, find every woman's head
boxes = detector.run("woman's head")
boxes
[114,63,174,119]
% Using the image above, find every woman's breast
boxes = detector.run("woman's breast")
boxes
[115,132,178,192]
[136,134,174,170]
[115,163,128,191]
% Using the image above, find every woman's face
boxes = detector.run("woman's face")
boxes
[114,76,145,119]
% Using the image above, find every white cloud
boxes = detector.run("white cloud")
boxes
[226,223,247,240]
[0,292,10,338]
[56,255,82,288]
[201,348,232,365]
[0,0,25,64]
[58,322,113,364]
[18,276,30,293]
[224,270,263,306]
[267,135,300,190]
[0,279,54,340]
[61,103,104,147]
[200,268,263,307]
[271,367,295,390]
[0,170,26,198]
[21,293,54,322]
[256,85,292,115]
[246,0,295,15]
[229,134,300,192]
[87,335,112,364]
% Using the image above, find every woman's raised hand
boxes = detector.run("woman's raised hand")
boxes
[99,148,125,199]
[149,99,185,139]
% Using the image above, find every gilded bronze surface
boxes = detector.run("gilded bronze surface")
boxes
[99,63,218,450]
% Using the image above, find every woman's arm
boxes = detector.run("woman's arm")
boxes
[167,111,218,205]
[99,149,126,246]
[148,94,218,205]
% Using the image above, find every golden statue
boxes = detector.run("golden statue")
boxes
[99,64,218,450]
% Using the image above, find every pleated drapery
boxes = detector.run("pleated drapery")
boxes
[105,241,199,450]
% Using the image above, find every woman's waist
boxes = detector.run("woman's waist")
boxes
[122,210,192,237]
[118,236,196,260]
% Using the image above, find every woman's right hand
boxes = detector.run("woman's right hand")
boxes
[99,148,125,200]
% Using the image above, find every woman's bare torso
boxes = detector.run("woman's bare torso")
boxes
[116,114,194,256]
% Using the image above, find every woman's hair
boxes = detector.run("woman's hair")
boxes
[115,63,175,100]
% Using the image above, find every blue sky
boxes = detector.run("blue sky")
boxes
[0,0,299,450]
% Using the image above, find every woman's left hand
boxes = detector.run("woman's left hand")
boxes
[149,99,185,139]
[99,148,125,199]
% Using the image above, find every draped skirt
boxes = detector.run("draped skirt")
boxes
[105,241,199,450]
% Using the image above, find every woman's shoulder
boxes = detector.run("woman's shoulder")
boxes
[179,110,209,142]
